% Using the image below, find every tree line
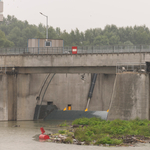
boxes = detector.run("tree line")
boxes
[0,15,150,48]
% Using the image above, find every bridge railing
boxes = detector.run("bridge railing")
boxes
[0,45,150,55]
[0,47,64,55]
[71,45,150,53]
[28,47,64,54]
[0,48,27,54]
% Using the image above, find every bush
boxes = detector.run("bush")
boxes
[66,117,150,145]
[72,118,90,125]
[95,137,122,145]
[59,121,69,127]
[138,126,150,136]
[85,130,94,136]
[74,128,92,142]
[72,117,104,126]
[66,132,74,137]
[64,137,73,144]
[58,130,66,134]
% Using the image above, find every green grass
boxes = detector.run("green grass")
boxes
[95,136,122,145]
[71,117,150,145]
[58,130,66,134]
[59,120,69,127]
[64,137,73,144]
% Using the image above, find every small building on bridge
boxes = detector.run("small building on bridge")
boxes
[28,39,64,48]
[28,38,64,54]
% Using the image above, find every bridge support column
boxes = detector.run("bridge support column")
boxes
[0,74,8,120]
[0,73,17,121]
[7,74,17,121]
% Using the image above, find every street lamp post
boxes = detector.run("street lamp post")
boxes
[40,12,48,39]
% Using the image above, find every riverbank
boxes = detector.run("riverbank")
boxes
[1,120,150,150]
[45,118,150,147]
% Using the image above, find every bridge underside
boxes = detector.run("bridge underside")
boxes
[5,66,116,74]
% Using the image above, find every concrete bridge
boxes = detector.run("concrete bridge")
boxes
[0,48,150,121]
[0,52,150,74]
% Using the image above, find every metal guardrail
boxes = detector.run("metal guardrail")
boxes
[116,62,146,73]
[0,45,150,55]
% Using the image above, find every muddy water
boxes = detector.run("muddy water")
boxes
[0,120,150,150]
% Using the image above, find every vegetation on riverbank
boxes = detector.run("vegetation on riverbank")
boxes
[59,121,69,127]
[56,118,150,145]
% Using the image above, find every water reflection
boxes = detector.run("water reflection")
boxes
[0,120,71,142]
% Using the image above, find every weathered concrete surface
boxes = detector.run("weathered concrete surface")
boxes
[43,74,91,111]
[0,53,146,67]
[17,74,41,120]
[90,74,116,111]
[1,72,149,121]
[43,74,115,112]
[107,73,149,120]
[0,74,17,121]
[0,73,116,121]
[15,66,116,74]
[7,74,17,121]
[0,74,8,120]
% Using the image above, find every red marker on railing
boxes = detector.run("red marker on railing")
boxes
[39,127,50,140]
[72,46,77,54]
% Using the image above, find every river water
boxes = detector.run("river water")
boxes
[0,120,150,150]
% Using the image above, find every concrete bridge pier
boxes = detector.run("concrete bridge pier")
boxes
[0,74,8,120]
[0,73,38,121]
[7,74,17,121]
[107,73,150,120]
[0,74,17,120]
[0,72,150,121]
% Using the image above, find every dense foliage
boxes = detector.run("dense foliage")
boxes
[72,118,150,145]
[1,15,150,47]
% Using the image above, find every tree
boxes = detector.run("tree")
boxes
[74,28,81,45]
[60,30,70,46]
[7,27,22,47]
[124,41,134,46]
[93,35,109,46]
[0,30,14,47]
[56,27,62,38]
[35,31,45,39]
[1,15,150,47]
[109,35,120,45]
[85,29,94,45]
[48,26,57,39]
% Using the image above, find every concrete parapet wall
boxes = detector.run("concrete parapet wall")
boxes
[108,73,149,120]
[0,53,147,67]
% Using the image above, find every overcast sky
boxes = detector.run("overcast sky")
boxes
[3,0,150,32]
